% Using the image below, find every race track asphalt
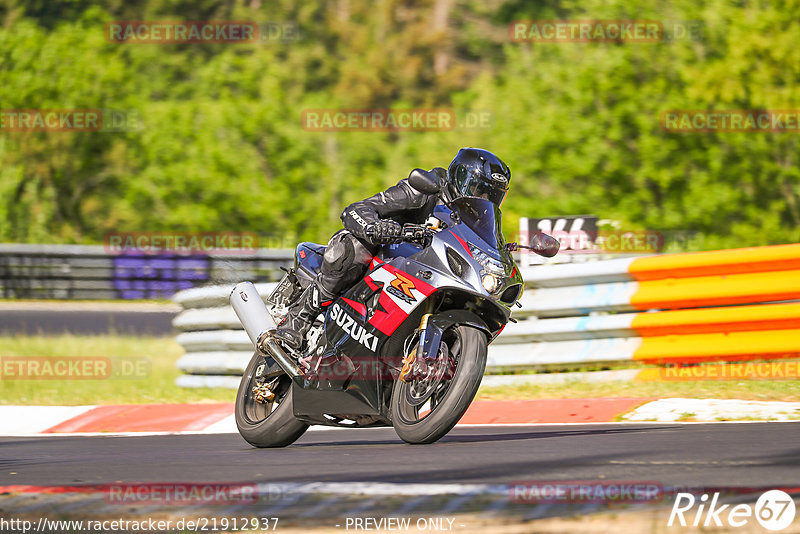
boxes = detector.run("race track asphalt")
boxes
[2,423,798,528]
[2,423,797,487]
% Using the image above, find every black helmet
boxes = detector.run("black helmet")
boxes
[446,148,511,207]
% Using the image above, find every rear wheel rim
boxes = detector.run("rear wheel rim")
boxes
[240,360,291,425]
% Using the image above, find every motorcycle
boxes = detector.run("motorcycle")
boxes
[230,170,559,446]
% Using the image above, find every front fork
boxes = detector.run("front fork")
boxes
[400,309,445,383]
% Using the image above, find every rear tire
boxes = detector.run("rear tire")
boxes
[235,351,309,448]
[391,325,487,444]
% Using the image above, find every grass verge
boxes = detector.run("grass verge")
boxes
[3,334,799,406]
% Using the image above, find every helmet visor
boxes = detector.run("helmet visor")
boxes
[463,176,508,206]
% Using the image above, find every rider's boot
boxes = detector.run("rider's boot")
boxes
[273,277,334,351]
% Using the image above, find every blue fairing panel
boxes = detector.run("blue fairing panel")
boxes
[296,242,326,276]
[380,242,423,260]
[433,204,453,221]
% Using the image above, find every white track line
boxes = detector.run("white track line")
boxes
[0,406,97,435]
[3,419,799,438]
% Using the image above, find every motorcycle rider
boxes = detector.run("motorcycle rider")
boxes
[273,147,512,351]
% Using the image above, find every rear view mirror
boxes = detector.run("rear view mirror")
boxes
[530,231,560,257]
[507,232,560,257]
[408,168,441,195]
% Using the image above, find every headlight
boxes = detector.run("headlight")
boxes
[481,273,501,294]
[468,242,506,277]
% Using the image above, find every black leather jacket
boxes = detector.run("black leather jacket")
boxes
[340,168,445,245]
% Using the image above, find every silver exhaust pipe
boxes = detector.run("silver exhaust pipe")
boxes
[230,281,301,377]
[259,336,301,377]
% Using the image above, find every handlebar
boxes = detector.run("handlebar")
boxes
[402,223,435,246]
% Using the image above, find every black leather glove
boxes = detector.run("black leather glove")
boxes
[402,223,429,244]
[365,220,403,244]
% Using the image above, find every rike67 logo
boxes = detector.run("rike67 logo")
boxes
[668,490,796,530]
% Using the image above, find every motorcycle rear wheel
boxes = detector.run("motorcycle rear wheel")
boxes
[391,325,487,444]
[235,351,309,448]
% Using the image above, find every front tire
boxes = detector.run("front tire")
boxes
[391,325,487,444]
[235,351,309,448]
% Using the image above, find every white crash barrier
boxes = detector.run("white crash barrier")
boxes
[518,257,636,288]
[172,258,642,387]
[175,243,800,386]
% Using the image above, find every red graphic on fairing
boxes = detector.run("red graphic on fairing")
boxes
[364,264,436,336]
[450,230,473,257]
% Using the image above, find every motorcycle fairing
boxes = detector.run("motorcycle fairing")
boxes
[381,241,425,261]
[363,264,436,336]
[294,242,325,281]
[319,262,436,364]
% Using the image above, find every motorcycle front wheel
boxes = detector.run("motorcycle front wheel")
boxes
[235,351,309,448]
[391,325,487,444]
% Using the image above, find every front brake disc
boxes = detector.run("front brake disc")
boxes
[404,344,450,407]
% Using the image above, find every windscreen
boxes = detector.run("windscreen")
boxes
[450,196,506,250]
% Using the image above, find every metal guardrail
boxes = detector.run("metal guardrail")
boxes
[173,244,800,388]
[0,244,293,300]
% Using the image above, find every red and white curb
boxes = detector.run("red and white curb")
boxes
[0,399,648,436]
[0,403,235,436]
[1,398,798,437]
